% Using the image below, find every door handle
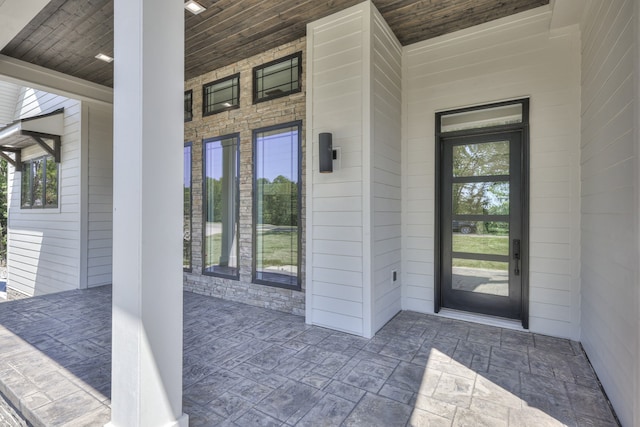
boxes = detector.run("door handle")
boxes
[513,239,520,276]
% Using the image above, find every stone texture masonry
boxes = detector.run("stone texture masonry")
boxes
[184,37,306,316]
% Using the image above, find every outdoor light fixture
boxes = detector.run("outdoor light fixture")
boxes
[95,53,113,63]
[185,0,206,15]
[319,132,333,173]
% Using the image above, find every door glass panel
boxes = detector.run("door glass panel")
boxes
[452,259,509,296]
[452,221,509,255]
[453,182,509,215]
[453,141,509,177]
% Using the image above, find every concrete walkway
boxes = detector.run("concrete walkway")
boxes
[0,286,619,426]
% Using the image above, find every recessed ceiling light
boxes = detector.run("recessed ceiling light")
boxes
[95,53,114,63]
[185,0,206,15]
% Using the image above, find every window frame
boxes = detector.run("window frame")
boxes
[202,133,241,280]
[183,142,193,272]
[20,154,59,210]
[184,90,193,122]
[251,121,302,290]
[252,52,302,104]
[202,73,241,116]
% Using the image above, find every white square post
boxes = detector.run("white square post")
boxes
[108,0,187,426]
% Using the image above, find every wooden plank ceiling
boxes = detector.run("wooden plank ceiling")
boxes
[1,0,548,88]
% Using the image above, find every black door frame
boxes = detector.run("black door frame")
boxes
[434,98,530,329]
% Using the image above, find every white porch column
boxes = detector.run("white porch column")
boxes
[108,0,187,426]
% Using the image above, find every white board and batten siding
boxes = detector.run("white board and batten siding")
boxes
[580,1,639,426]
[7,89,83,296]
[307,2,402,337]
[402,7,582,339]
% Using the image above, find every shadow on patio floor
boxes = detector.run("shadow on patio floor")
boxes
[0,286,620,426]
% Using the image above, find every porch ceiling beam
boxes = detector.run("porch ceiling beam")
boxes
[0,54,113,106]
[0,0,51,50]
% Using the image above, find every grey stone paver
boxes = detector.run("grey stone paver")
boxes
[0,286,622,426]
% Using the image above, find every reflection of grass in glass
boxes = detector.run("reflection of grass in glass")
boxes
[453,234,509,270]
[453,258,507,271]
[205,234,222,268]
[257,230,297,268]
[204,229,297,268]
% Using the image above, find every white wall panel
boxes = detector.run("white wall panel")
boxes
[402,7,582,339]
[7,89,82,296]
[579,1,639,425]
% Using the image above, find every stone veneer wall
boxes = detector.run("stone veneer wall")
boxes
[183,38,306,315]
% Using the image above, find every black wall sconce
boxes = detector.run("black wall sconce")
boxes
[319,132,333,173]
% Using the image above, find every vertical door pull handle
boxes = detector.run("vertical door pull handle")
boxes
[513,239,520,276]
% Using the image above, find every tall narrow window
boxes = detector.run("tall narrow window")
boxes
[184,143,192,271]
[253,122,301,289]
[21,155,58,209]
[184,90,193,122]
[203,74,240,116]
[204,134,239,278]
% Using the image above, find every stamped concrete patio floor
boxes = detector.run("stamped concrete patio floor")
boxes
[0,286,619,426]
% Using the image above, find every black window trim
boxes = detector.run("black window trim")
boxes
[202,132,241,280]
[184,90,193,122]
[20,154,59,210]
[434,97,530,329]
[202,73,241,117]
[252,120,302,291]
[184,142,193,272]
[253,52,302,104]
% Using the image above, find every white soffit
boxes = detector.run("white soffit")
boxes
[0,0,52,50]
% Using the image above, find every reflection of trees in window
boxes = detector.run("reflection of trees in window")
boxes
[253,123,301,289]
[452,142,510,218]
[204,135,239,278]
[184,144,192,270]
[21,155,58,209]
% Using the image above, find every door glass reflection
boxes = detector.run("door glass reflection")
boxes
[453,141,509,177]
[452,259,508,296]
[452,221,509,255]
[453,182,509,215]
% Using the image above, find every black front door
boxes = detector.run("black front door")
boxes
[439,130,524,320]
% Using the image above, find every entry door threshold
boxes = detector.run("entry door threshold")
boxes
[437,308,525,331]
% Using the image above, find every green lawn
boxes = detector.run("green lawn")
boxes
[204,229,297,268]
[452,234,509,270]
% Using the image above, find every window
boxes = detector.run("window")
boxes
[253,122,301,289]
[203,74,240,116]
[184,143,192,271]
[253,52,302,103]
[203,134,239,278]
[21,155,58,209]
[184,90,193,122]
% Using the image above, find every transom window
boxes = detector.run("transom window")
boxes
[203,74,240,116]
[21,155,58,209]
[253,52,302,103]
[253,122,301,289]
[184,90,193,122]
[203,134,240,278]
